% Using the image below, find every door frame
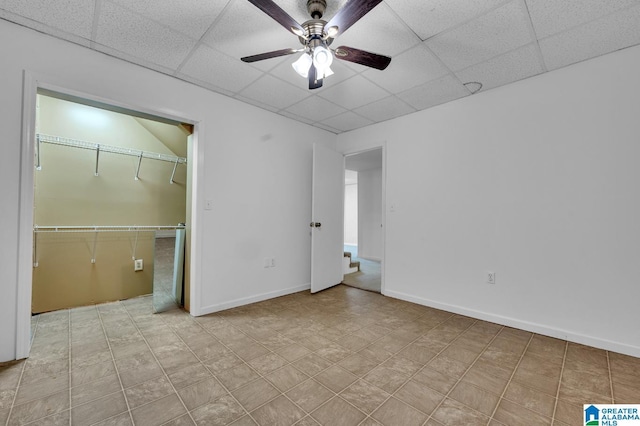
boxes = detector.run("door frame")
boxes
[342,144,387,295]
[16,71,204,359]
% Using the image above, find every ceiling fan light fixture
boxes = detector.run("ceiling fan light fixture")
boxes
[319,65,334,79]
[325,25,339,38]
[292,52,313,78]
[313,45,333,68]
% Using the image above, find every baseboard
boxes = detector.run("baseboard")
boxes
[197,283,311,316]
[385,289,640,358]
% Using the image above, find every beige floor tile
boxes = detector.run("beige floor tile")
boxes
[276,344,312,362]
[337,353,380,377]
[8,390,69,426]
[71,374,121,407]
[503,381,557,418]
[177,377,227,411]
[71,391,128,426]
[71,359,116,387]
[229,415,258,425]
[248,353,289,375]
[124,376,175,409]
[251,395,305,426]
[286,379,334,413]
[431,397,490,426]
[371,397,427,426]
[311,396,366,426]
[202,353,244,375]
[339,380,390,414]
[232,378,280,412]
[167,363,212,390]
[412,366,458,395]
[314,343,353,363]
[449,381,500,417]
[265,365,309,392]
[91,412,134,425]
[191,395,246,426]
[363,356,422,393]
[314,365,357,393]
[217,364,261,391]
[119,360,164,388]
[294,416,320,426]
[492,398,552,426]
[14,374,69,406]
[292,354,332,376]
[131,394,186,426]
[394,379,444,415]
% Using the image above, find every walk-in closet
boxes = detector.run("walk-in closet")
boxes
[32,93,191,314]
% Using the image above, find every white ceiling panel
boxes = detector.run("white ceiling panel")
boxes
[425,0,534,71]
[362,44,449,93]
[319,111,374,132]
[354,96,416,123]
[397,74,469,111]
[107,0,229,40]
[202,0,297,63]
[539,4,640,71]
[5,0,640,133]
[179,44,262,94]
[333,3,421,56]
[318,75,389,110]
[456,43,545,92]
[386,0,510,40]
[0,0,95,39]
[283,96,347,123]
[526,0,640,39]
[238,74,311,110]
[96,1,196,70]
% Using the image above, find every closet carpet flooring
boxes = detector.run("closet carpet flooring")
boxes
[1,285,639,425]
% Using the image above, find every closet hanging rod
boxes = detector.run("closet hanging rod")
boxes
[33,225,186,233]
[36,134,187,165]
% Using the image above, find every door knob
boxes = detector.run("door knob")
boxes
[310,222,322,228]
[315,222,321,227]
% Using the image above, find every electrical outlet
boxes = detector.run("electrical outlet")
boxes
[486,271,495,285]
[134,259,144,271]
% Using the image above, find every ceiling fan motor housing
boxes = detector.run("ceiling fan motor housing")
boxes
[298,19,334,46]
[307,0,327,19]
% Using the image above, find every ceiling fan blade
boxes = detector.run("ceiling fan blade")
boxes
[247,0,305,36]
[334,46,391,70]
[325,0,383,37]
[308,64,323,90]
[241,48,300,63]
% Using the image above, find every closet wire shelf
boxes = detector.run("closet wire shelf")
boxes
[32,225,186,267]
[35,134,187,182]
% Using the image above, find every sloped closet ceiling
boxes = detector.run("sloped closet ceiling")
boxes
[1,0,639,133]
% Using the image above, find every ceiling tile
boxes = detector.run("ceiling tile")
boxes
[425,0,534,71]
[456,43,545,92]
[318,75,389,110]
[385,0,509,40]
[0,0,95,39]
[283,96,347,123]
[362,44,449,93]
[353,96,416,123]
[333,3,421,57]
[92,42,176,76]
[202,0,297,67]
[271,0,349,25]
[238,74,311,110]
[278,110,315,125]
[107,0,229,40]
[96,1,196,70]
[319,111,374,132]
[0,8,92,47]
[269,57,356,91]
[526,0,640,39]
[178,44,262,94]
[397,74,469,111]
[539,4,640,71]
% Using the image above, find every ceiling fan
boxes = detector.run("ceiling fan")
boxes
[241,0,391,90]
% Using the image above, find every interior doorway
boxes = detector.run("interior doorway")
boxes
[32,93,191,314]
[342,148,383,293]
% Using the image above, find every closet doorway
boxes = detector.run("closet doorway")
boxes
[32,92,191,314]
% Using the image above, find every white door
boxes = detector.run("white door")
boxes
[311,143,344,293]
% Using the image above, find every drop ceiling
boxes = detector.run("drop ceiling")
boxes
[2,0,639,134]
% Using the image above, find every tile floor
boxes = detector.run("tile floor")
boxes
[1,285,639,426]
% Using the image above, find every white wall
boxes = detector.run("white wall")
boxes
[344,183,358,246]
[337,44,640,357]
[358,168,383,260]
[0,19,335,362]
